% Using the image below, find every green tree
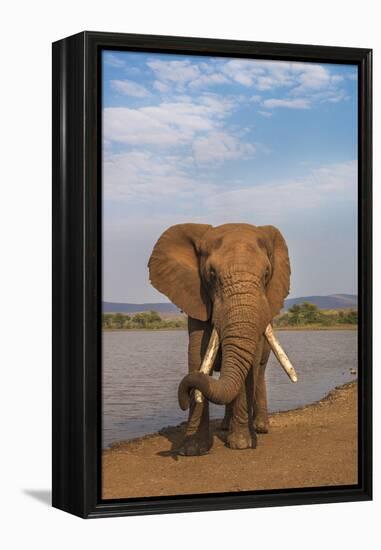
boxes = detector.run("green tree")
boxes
[300,302,320,323]
[102,313,114,328]
[288,304,302,325]
[338,309,357,324]
[131,312,155,328]
[146,310,162,324]
[113,312,128,328]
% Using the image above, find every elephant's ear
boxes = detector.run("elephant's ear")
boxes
[259,225,291,317]
[148,224,212,321]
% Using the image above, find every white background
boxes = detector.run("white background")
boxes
[0,1,378,548]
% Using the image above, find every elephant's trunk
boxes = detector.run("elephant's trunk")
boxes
[178,288,271,409]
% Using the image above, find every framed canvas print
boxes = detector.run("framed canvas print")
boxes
[52,31,372,518]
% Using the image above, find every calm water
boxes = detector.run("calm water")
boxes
[102,330,357,448]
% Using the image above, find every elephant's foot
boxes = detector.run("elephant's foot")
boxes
[226,425,257,450]
[253,411,269,434]
[178,433,212,456]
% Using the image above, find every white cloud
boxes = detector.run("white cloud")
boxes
[104,141,356,228]
[310,89,349,104]
[221,59,265,86]
[221,59,299,90]
[331,75,344,84]
[290,63,331,93]
[192,132,256,164]
[103,95,237,147]
[142,99,227,130]
[111,79,151,98]
[147,59,200,88]
[258,110,273,117]
[204,160,357,222]
[144,57,350,109]
[148,59,230,92]
[153,80,170,93]
[189,72,229,89]
[104,53,126,68]
[289,64,350,104]
[262,98,311,109]
[103,150,216,202]
[104,107,183,146]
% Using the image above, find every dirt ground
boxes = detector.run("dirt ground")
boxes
[102,382,357,499]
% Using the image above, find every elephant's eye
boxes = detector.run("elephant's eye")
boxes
[209,268,216,281]
[264,267,271,284]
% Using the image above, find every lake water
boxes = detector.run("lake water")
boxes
[102,330,357,448]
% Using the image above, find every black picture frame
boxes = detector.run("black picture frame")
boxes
[52,31,372,519]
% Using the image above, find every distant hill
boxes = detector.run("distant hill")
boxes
[284,294,357,310]
[103,294,357,314]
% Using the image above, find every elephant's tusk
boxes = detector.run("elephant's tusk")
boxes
[265,324,298,383]
[195,327,220,403]
[195,325,296,404]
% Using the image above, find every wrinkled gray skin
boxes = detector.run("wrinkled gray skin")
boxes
[148,223,290,455]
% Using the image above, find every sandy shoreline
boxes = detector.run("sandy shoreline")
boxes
[102,381,358,499]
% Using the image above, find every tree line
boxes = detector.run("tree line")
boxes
[102,310,187,330]
[102,303,357,330]
[274,302,357,328]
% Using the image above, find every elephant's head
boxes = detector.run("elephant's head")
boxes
[148,223,291,409]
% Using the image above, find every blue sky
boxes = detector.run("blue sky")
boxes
[102,50,358,303]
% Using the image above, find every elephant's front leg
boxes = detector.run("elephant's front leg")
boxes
[178,318,213,456]
[226,368,257,450]
[253,338,271,434]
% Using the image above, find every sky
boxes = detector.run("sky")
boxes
[102,50,358,303]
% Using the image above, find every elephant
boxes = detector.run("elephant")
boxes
[148,222,295,456]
